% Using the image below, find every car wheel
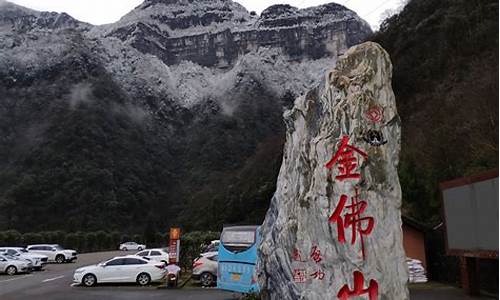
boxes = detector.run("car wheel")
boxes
[82,274,97,287]
[136,273,151,286]
[122,247,127,251]
[55,255,65,264]
[200,272,215,287]
[6,265,17,276]
[137,247,143,251]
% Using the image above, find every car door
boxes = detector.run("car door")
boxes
[122,258,148,282]
[100,258,127,282]
[43,246,57,261]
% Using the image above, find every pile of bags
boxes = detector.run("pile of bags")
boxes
[407,258,428,283]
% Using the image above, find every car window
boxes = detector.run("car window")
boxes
[137,251,148,256]
[106,259,124,266]
[124,258,147,265]
[7,250,16,255]
[208,255,218,261]
[150,251,161,256]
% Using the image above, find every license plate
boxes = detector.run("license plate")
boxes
[231,273,241,281]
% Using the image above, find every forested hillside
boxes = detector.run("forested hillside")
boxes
[373,0,498,224]
[0,0,497,234]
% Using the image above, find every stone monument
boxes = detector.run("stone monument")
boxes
[258,42,409,300]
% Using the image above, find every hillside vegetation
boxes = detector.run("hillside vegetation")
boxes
[373,0,498,224]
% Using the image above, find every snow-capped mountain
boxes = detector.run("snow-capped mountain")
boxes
[0,0,371,231]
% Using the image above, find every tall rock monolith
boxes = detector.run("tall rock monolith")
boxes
[258,42,409,300]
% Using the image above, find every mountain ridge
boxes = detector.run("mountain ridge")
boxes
[0,0,372,232]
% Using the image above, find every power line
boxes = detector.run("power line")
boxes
[362,0,394,18]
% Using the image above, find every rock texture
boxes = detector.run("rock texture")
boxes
[97,0,371,68]
[258,42,409,299]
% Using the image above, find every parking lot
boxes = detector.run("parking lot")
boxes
[0,250,493,300]
[0,251,236,300]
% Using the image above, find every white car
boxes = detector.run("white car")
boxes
[0,254,33,275]
[134,248,169,263]
[27,244,77,263]
[73,255,166,287]
[119,242,146,251]
[192,251,218,287]
[0,247,48,270]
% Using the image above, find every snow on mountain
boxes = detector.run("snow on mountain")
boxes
[0,0,372,109]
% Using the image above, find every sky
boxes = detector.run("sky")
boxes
[8,0,401,29]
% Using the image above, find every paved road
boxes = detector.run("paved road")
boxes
[1,251,495,300]
[0,250,236,300]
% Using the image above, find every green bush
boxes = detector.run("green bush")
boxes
[85,232,98,252]
[22,232,43,245]
[179,231,220,270]
[0,230,219,257]
[2,230,22,246]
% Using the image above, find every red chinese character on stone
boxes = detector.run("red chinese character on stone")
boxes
[325,135,368,181]
[310,270,326,280]
[328,187,374,259]
[293,269,306,283]
[337,271,378,300]
[292,248,303,262]
[310,246,322,263]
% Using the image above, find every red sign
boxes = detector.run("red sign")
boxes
[328,187,374,259]
[293,269,307,283]
[168,228,181,264]
[325,136,367,181]
[310,246,323,264]
[365,106,384,123]
[338,271,378,300]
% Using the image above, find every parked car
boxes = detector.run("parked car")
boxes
[73,255,166,287]
[0,254,33,275]
[27,244,77,263]
[192,251,218,287]
[119,242,146,251]
[201,240,219,254]
[134,248,169,263]
[0,247,48,270]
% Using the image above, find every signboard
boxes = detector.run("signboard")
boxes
[440,169,499,258]
[170,227,180,240]
[168,228,181,263]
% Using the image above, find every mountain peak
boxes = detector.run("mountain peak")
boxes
[0,0,87,32]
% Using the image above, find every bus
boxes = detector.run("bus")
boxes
[217,225,261,294]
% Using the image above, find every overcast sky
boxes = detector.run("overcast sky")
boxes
[8,0,401,29]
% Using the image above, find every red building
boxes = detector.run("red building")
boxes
[402,215,427,268]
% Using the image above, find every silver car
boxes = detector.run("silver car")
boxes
[0,254,32,275]
[0,247,48,270]
[192,251,218,287]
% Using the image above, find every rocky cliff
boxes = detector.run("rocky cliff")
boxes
[98,0,371,68]
[258,42,409,299]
